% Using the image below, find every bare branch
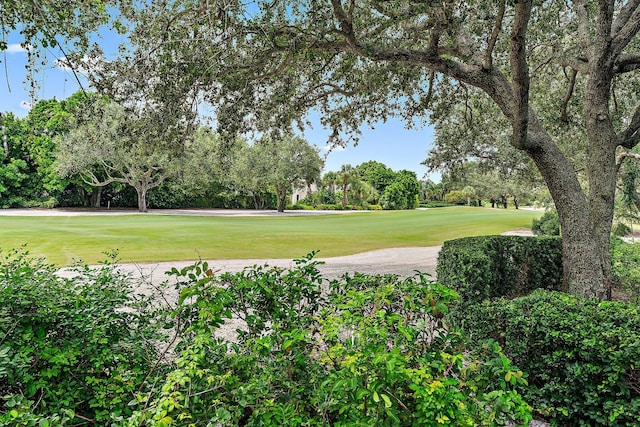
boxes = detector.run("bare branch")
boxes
[560,55,590,74]
[614,54,640,73]
[561,68,578,123]
[619,104,640,149]
[330,0,356,46]
[510,0,533,149]
[248,51,294,82]
[484,0,506,70]
[612,2,640,56]
[612,0,640,34]
[574,0,592,55]
[616,150,640,168]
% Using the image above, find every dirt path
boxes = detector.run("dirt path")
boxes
[105,246,441,288]
[109,229,533,289]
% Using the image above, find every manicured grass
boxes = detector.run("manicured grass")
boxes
[0,207,542,266]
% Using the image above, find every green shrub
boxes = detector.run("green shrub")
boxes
[436,235,563,306]
[531,210,560,236]
[443,190,467,205]
[459,290,640,426]
[289,203,314,210]
[612,221,633,237]
[611,237,640,299]
[368,203,383,210]
[0,248,167,425]
[420,201,455,208]
[317,203,342,210]
[0,196,26,209]
[123,255,532,426]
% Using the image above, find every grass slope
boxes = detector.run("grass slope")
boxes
[0,207,541,265]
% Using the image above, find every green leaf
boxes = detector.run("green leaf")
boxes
[381,393,392,408]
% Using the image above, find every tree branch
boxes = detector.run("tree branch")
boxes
[296,82,356,106]
[612,0,640,34]
[614,54,640,73]
[616,149,640,169]
[330,0,356,46]
[611,3,640,57]
[247,51,294,82]
[619,104,640,149]
[484,0,505,70]
[561,68,578,123]
[510,0,533,149]
[574,0,592,55]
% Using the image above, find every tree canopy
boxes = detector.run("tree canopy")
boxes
[1,0,128,99]
[232,134,324,212]
[55,97,199,212]
[108,0,640,299]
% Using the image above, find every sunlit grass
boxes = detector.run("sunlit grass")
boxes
[0,207,541,265]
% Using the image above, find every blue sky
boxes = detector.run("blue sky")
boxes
[0,32,439,181]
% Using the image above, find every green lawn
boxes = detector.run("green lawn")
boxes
[0,207,542,266]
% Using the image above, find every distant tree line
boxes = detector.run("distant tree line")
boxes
[2,94,433,212]
[0,93,326,212]
[299,161,421,210]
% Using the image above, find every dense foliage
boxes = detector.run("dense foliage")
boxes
[531,210,561,236]
[611,237,640,300]
[0,248,167,425]
[122,254,531,426]
[0,250,533,426]
[303,164,421,210]
[2,95,424,212]
[459,290,640,426]
[437,236,563,307]
[0,94,96,208]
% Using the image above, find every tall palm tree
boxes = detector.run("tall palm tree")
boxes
[338,164,355,209]
[322,171,339,194]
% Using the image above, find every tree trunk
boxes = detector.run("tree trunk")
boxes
[342,184,348,209]
[1,113,8,157]
[276,186,286,212]
[525,119,607,299]
[513,196,519,209]
[91,187,102,208]
[584,75,617,300]
[136,186,148,212]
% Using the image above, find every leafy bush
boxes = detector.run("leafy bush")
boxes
[531,210,560,236]
[420,201,455,208]
[317,203,343,210]
[290,203,314,210]
[612,221,633,237]
[459,290,640,426]
[0,248,168,425]
[611,237,640,299]
[436,235,563,307]
[443,190,467,205]
[123,254,532,426]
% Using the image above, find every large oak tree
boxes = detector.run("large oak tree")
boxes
[114,0,640,298]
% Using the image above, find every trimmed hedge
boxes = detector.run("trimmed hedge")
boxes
[459,290,640,426]
[436,235,563,306]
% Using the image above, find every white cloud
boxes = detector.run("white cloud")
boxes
[5,43,27,54]
[54,56,74,72]
[20,101,33,111]
[321,143,345,153]
[54,54,105,76]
